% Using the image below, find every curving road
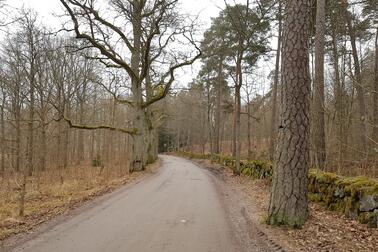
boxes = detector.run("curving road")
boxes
[13,155,238,252]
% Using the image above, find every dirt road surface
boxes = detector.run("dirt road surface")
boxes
[9,155,280,252]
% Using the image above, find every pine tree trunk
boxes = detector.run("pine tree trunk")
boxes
[313,0,326,169]
[267,0,311,227]
[234,53,242,174]
[343,0,367,154]
[331,21,346,170]
[206,81,214,154]
[214,59,223,154]
[232,97,237,157]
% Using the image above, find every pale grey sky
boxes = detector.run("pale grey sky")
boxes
[6,0,274,95]
[10,0,226,29]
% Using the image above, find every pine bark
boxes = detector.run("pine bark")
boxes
[267,0,311,227]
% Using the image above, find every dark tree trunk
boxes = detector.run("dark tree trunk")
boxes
[234,52,242,174]
[343,0,367,154]
[313,0,326,170]
[214,58,223,154]
[331,20,346,170]
[129,2,148,172]
[267,0,311,227]
[232,97,237,158]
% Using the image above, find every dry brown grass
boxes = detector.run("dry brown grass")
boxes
[0,160,159,241]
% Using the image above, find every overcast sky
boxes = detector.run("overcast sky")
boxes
[10,0,226,30]
[7,0,274,95]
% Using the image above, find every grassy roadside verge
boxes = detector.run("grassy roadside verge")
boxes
[0,160,160,241]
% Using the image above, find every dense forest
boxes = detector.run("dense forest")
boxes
[0,0,377,237]
[161,0,378,177]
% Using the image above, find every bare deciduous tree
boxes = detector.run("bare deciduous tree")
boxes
[59,0,201,172]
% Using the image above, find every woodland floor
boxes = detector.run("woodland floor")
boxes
[0,160,160,244]
[196,159,378,252]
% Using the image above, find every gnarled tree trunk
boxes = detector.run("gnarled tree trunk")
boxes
[130,107,149,172]
[129,2,146,172]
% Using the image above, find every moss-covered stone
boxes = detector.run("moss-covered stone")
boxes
[358,211,378,228]
[308,193,322,202]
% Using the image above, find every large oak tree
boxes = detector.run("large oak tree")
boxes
[59,0,201,171]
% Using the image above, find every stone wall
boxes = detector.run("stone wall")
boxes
[175,152,378,228]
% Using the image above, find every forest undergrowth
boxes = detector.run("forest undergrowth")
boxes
[0,160,159,241]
